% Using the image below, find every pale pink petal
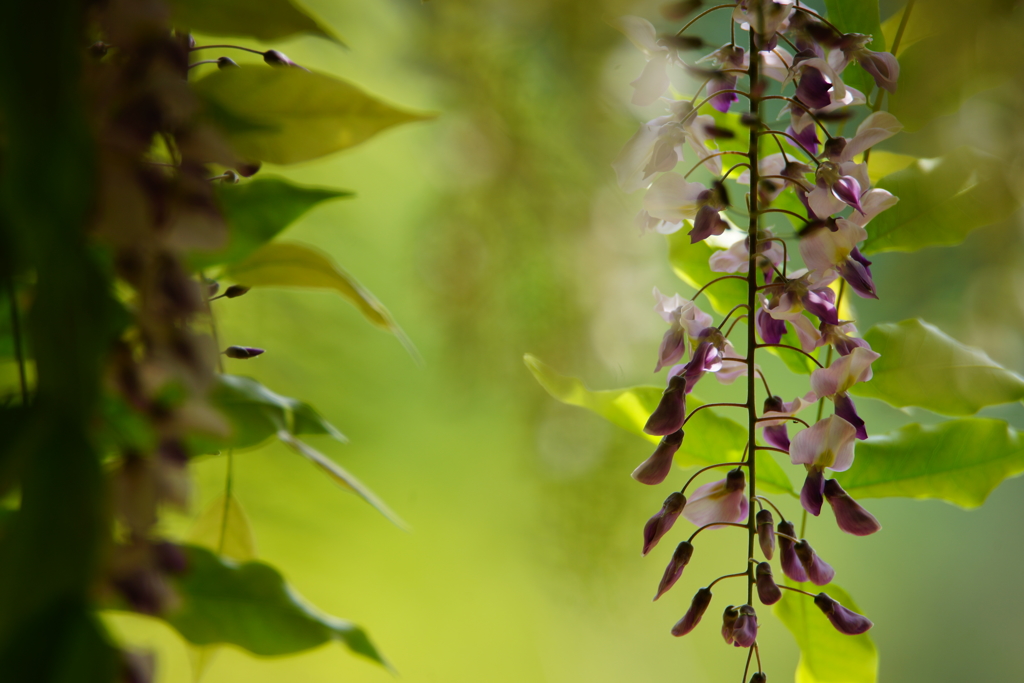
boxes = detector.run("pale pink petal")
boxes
[644,173,707,222]
[631,53,671,106]
[810,346,881,397]
[709,240,750,273]
[808,185,846,219]
[611,16,662,56]
[790,415,857,470]
[612,122,661,192]
[849,189,898,227]
[683,479,749,526]
[841,112,903,162]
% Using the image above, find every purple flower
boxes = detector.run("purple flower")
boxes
[672,587,713,636]
[824,479,881,536]
[791,415,858,515]
[787,122,820,157]
[756,562,782,605]
[800,468,826,516]
[756,307,787,346]
[726,604,758,648]
[795,540,836,586]
[814,592,874,635]
[642,491,687,555]
[796,65,833,109]
[644,376,687,436]
[800,219,878,298]
[632,429,685,485]
[655,541,695,600]
[683,469,748,527]
[778,520,808,583]
[817,321,871,357]
[756,508,775,559]
[834,393,867,440]
[225,346,265,359]
[653,289,713,371]
[688,181,730,244]
[702,45,747,112]
[721,605,739,645]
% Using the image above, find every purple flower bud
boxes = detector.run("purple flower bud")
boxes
[632,430,685,485]
[796,67,832,110]
[644,375,687,436]
[778,520,808,582]
[656,327,688,372]
[756,509,775,560]
[824,479,881,536]
[731,605,759,647]
[795,540,836,586]
[643,491,687,555]
[857,50,899,93]
[838,249,877,299]
[834,393,867,440]
[755,562,782,606]
[756,307,786,345]
[217,56,240,69]
[720,605,739,645]
[672,587,714,636]
[749,674,767,683]
[236,162,262,177]
[224,345,265,359]
[800,469,825,516]
[788,123,820,157]
[263,50,310,71]
[823,136,848,161]
[655,541,695,600]
[689,205,729,243]
[224,285,251,299]
[832,176,865,214]
[709,75,740,113]
[803,288,839,326]
[814,592,873,634]
[764,424,790,452]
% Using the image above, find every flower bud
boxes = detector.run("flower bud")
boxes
[814,592,873,635]
[720,605,739,645]
[217,56,240,69]
[800,469,825,516]
[729,604,758,648]
[224,345,265,359]
[221,169,240,184]
[224,285,251,299]
[749,674,767,683]
[643,375,687,436]
[756,509,775,559]
[777,520,808,582]
[236,162,262,177]
[632,429,684,485]
[671,587,712,636]
[755,562,782,606]
[794,540,835,586]
[643,491,686,555]
[823,479,881,536]
[655,541,694,600]
[263,49,310,72]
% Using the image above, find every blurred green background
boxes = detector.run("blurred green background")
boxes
[105,0,1024,681]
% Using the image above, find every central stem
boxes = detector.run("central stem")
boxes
[745,21,762,607]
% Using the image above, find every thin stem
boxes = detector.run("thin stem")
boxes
[725,315,748,338]
[791,6,842,35]
[756,343,824,367]
[191,44,264,55]
[688,521,749,543]
[777,31,800,54]
[779,584,818,598]
[681,462,748,495]
[754,643,762,673]
[690,275,747,304]
[763,96,834,139]
[5,278,28,404]
[689,89,753,119]
[756,369,772,397]
[690,69,749,106]
[755,496,785,520]
[683,150,750,179]
[721,162,752,182]
[217,448,235,554]
[759,207,810,224]
[676,4,739,35]
[758,235,790,277]
[754,445,789,455]
[756,415,810,428]
[708,571,748,590]
[757,130,820,166]
[799,508,809,538]
[776,531,799,544]
[188,60,220,70]
[743,644,755,683]
[682,402,749,427]
[717,303,750,330]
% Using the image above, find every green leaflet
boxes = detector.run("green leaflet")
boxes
[863,147,1018,255]
[223,241,416,357]
[823,0,885,95]
[169,0,342,44]
[775,582,877,683]
[523,354,795,495]
[666,231,746,316]
[851,319,1024,415]
[164,545,388,666]
[189,494,259,562]
[193,67,433,165]
[837,419,1024,508]
[193,177,352,270]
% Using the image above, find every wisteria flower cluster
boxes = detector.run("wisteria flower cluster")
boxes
[615,2,899,679]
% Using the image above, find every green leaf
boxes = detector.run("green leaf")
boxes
[209,373,347,451]
[823,0,885,95]
[865,151,916,185]
[193,67,433,165]
[837,419,1024,508]
[193,177,351,270]
[863,147,1019,255]
[775,581,877,683]
[666,231,747,316]
[169,0,342,44]
[165,545,388,667]
[223,242,415,356]
[189,494,258,562]
[851,319,1024,415]
[523,354,795,495]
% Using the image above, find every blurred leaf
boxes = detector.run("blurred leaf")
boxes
[193,68,433,165]
[823,0,885,94]
[523,355,795,494]
[189,494,258,562]
[837,419,1024,508]
[775,581,877,683]
[165,545,388,666]
[277,431,408,529]
[223,242,416,357]
[851,319,1024,415]
[193,178,352,270]
[95,393,157,455]
[666,231,747,316]
[862,147,1019,255]
[169,0,342,43]
[864,150,915,184]
[209,373,346,451]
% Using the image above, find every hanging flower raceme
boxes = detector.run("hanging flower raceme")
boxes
[682,469,748,527]
[810,347,880,440]
[790,415,857,515]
